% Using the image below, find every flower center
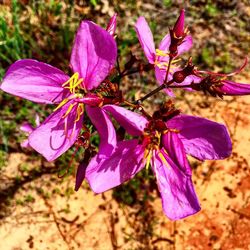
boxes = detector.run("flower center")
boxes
[154,49,181,71]
[142,117,180,170]
[54,73,85,138]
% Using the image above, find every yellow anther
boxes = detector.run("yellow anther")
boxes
[145,150,152,170]
[75,104,84,123]
[172,58,181,64]
[62,72,84,94]
[62,103,77,118]
[54,98,69,112]
[156,49,169,57]
[158,151,169,169]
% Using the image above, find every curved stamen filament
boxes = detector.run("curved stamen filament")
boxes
[62,103,77,119]
[75,104,84,122]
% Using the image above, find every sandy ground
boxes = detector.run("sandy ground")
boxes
[1,89,250,250]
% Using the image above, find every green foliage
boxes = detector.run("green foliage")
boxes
[201,47,214,67]
[90,0,99,7]
[205,2,219,17]
[163,0,172,8]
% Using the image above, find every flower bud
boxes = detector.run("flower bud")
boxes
[173,9,185,38]
[106,13,117,36]
[169,9,188,58]
[173,58,195,83]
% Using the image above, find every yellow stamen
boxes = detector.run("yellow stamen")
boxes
[158,151,169,169]
[145,150,152,170]
[75,104,84,122]
[62,103,77,118]
[156,49,169,57]
[62,72,84,94]
[54,98,69,112]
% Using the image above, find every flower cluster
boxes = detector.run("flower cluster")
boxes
[1,10,249,220]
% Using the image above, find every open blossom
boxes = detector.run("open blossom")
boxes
[1,20,117,161]
[135,10,194,95]
[84,104,232,220]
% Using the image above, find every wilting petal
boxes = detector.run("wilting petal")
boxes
[181,74,201,86]
[219,80,250,95]
[167,115,232,160]
[29,101,83,161]
[152,151,200,220]
[86,140,145,193]
[70,21,117,90]
[86,106,116,156]
[35,114,40,126]
[75,162,88,191]
[0,59,69,104]
[162,131,191,175]
[135,17,156,64]
[21,139,30,148]
[103,105,147,136]
[20,122,34,133]
[106,13,117,36]
[155,66,174,96]
[178,35,192,55]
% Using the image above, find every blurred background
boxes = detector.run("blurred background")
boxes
[0,1,250,249]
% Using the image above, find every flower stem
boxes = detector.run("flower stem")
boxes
[135,58,174,104]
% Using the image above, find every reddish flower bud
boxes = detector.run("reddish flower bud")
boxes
[169,9,188,58]
[173,9,185,38]
[173,58,195,83]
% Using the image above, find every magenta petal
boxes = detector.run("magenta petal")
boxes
[103,105,147,136]
[29,101,83,161]
[152,151,200,220]
[70,21,117,90]
[86,106,116,156]
[135,17,156,64]
[167,115,232,160]
[162,131,191,175]
[0,59,69,104]
[86,140,145,193]
[220,80,250,95]
[178,35,193,55]
[159,34,171,52]
[75,162,88,191]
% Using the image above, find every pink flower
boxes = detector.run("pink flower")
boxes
[84,104,232,220]
[135,10,193,95]
[1,21,117,161]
